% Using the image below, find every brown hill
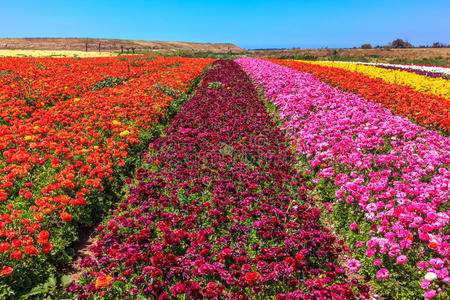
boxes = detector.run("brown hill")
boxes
[0,37,245,53]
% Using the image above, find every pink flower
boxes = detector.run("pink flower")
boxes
[355,241,363,248]
[376,268,390,280]
[374,259,381,266]
[418,260,429,270]
[396,255,408,264]
[430,258,444,269]
[350,223,358,230]
[345,196,354,204]
[347,259,360,272]
[424,289,436,299]
[420,279,431,289]
[366,248,376,257]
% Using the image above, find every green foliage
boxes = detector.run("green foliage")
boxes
[129,56,159,67]
[91,76,127,91]
[207,81,223,90]
[0,70,12,77]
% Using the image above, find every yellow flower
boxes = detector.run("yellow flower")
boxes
[24,136,33,140]
[73,97,81,102]
[119,130,130,137]
[296,60,450,99]
[112,120,122,125]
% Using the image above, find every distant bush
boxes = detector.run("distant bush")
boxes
[390,38,413,48]
[431,42,446,48]
[361,43,372,49]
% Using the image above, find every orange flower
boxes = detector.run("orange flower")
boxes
[60,211,73,221]
[34,212,43,221]
[95,273,114,289]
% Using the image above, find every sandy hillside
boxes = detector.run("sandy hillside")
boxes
[0,37,245,52]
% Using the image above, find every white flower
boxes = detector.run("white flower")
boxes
[424,272,437,281]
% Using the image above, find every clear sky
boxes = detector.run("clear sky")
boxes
[1,0,449,49]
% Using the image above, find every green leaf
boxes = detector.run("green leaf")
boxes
[61,275,73,287]
[48,275,56,287]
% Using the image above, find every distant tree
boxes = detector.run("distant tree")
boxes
[390,38,413,48]
[431,41,446,48]
[361,43,372,49]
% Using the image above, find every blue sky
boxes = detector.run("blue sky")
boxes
[1,0,449,49]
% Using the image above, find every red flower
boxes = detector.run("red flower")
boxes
[10,250,22,260]
[11,239,21,248]
[24,245,39,255]
[0,265,13,277]
[244,271,260,285]
[42,242,53,254]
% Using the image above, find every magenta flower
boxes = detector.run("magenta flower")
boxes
[396,255,408,264]
[350,223,358,230]
[424,289,436,299]
[376,268,390,280]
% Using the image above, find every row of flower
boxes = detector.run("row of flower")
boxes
[0,50,120,58]
[236,58,449,299]
[272,59,449,134]
[351,62,449,79]
[0,55,161,122]
[295,60,449,99]
[0,55,213,295]
[67,60,369,299]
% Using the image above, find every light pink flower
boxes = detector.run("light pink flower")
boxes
[347,259,361,272]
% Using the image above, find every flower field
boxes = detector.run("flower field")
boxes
[295,60,450,99]
[236,58,449,299]
[0,54,448,299]
[272,59,449,134]
[350,62,450,79]
[0,55,213,295]
[0,50,120,58]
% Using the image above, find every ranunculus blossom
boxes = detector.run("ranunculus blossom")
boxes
[0,265,13,277]
[376,268,390,280]
[95,273,113,289]
[425,272,438,281]
[396,255,408,264]
[424,289,436,299]
[245,272,261,285]
[347,259,361,272]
